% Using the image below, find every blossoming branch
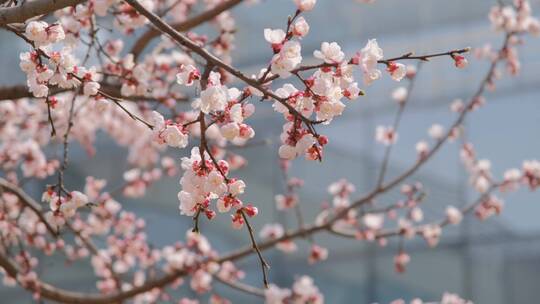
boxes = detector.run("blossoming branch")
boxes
[0,0,539,303]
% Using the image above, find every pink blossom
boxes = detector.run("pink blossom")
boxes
[176,64,200,86]
[265,284,291,304]
[387,62,407,81]
[359,39,384,85]
[308,244,328,264]
[314,42,345,64]
[446,206,463,225]
[199,85,228,114]
[428,124,445,140]
[292,17,310,37]
[293,0,316,11]
[392,86,408,103]
[271,41,302,78]
[83,81,100,96]
[376,125,398,145]
[394,251,410,273]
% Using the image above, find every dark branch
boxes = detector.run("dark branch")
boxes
[0,0,86,26]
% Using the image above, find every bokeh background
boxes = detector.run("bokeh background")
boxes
[1,0,540,303]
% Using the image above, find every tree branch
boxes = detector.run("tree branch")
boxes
[56,92,77,192]
[0,82,183,102]
[329,183,502,240]
[124,0,319,133]
[0,0,86,26]
[287,47,471,77]
[214,275,265,297]
[239,209,270,288]
[328,33,513,224]
[375,63,422,187]
[0,178,58,237]
[130,0,244,59]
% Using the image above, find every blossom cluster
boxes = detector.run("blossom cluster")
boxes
[390,292,472,304]
[489,0,540,34]
[25,21,65,47]
[43,189,89,227]
[177,67,257,143]
[268,25,427,160]
[265,275,324,304]
[178,148,256,228]
[265,1,413,162]
[21,52,100,100]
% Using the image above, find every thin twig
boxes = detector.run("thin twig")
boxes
[192,207,202,233]
[378,48,471,65]
[56,92,77,194]
[98,91,154,129]
[239,209,270,288]
[214,275,265,297]
[285,47,471,80]
[329,183,502,239]
[375,63,422,187]
[45,95,56,137]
